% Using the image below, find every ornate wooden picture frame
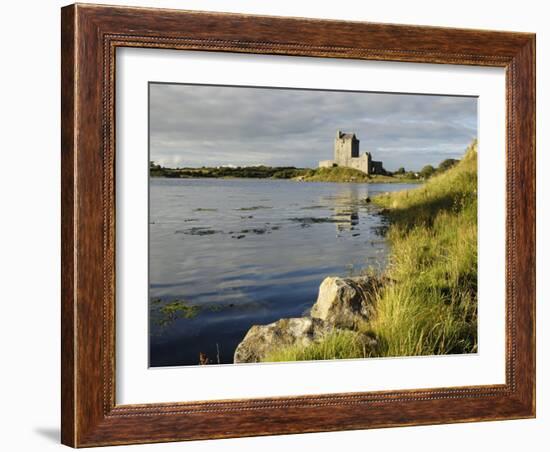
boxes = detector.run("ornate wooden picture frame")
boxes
[61,3,535,447]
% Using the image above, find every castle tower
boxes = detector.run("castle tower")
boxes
[334,131,359,167]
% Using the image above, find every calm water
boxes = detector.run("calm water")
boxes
[149,178,416,367]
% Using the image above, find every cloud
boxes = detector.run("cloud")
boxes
[150,83,477,171]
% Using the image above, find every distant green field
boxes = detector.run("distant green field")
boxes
[150,165,308,179]
[296,166,420,184]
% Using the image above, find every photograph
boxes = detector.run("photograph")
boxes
[148,83,479,367]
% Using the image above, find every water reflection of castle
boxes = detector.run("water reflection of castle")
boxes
[328,187,364,233]
[333,207,359,232]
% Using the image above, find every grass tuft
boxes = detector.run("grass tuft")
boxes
[264,329,375,362]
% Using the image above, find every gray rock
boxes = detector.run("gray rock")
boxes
[310,276,378,328]
[234,317,329,363]
[233,275,383,363]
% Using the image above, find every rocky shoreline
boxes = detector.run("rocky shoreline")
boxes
[234,275,382,363]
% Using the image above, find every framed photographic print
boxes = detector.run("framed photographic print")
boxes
[61,3,536,447]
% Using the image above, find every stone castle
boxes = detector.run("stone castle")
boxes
[319,131,385,175]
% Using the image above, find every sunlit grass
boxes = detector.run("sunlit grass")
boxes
[299,166,420,183]
[264,329,375,362]
[371,140,478,356]
[261,140,478,362]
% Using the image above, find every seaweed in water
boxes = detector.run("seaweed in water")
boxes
[299,205,328,210]
[175,227,221,236]
[232,225,281,237]
[152,299,201,327]
[236,205,273,211]
[288,216,341,228]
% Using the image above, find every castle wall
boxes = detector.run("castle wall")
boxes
[348,154,371,174]
[334,139,350,167]
[371,161,384,174]
[319,160,336,168]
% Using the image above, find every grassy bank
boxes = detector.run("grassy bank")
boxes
[264,141,478,362]
[296,166,421,184]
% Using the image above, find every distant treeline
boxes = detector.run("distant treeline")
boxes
[150,158,460,181]
[150,162,308,179]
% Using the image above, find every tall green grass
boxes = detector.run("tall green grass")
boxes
[264,329,375,362]
[261,140,478,362]
[370,140,478,356]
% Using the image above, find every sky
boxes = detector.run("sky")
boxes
[149,83,477,172]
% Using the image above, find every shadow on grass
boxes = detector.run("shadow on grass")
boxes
[381,191,462,230]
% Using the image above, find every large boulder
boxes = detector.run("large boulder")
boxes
[310,276,378,328]
[233,276,383,364]
[234,317,328,363]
